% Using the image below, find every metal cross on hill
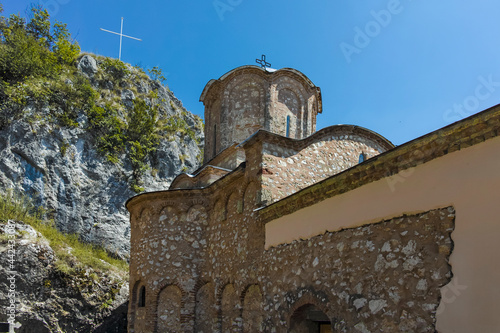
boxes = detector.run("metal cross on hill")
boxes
[100,17,142,61]
[256,54,271,69]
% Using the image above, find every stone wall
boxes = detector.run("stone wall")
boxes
[267,75,317,139]
[128,197,210,332]
[262,134,384,203]
[261,207,454,332]
[128,166,454,333]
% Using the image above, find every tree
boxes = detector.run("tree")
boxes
[26,5,51,46]
[0,4,80,82]
[148,66,166,83]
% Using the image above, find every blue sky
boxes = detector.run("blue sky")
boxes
[4,0,500,145]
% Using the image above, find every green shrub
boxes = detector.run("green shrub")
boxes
[86,98,161,189]
[60,140,69,156]
[0,24,58,82]
[87,103,126,160]
[127,99,160,183]
[53,38,80,66]
[101,58,129,81]
[131,182,145,194]
[0,7,80,83]
[164,115,198,144]
[147,66,166,83]
[0,4,88,128]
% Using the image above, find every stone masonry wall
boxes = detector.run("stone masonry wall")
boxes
[128,197,210,332]
[268,75,317,139]
[260,207,454,332]
[129,167,454,333]
[262,134,385,203]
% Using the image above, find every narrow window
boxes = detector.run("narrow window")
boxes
[358,153,366,164]
[286,116,290,137]
[213,124,217,157]
[138,286,146,307]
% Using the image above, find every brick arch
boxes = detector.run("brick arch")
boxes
[206,98,222,160]
[155,283,185,332]
[239,283,260,303]
[130,279,144,307]
[241,284,263,333]
[186,204,208,223]
[159,205,180,225]
[194,281,217,332]
[224,74,267,113]
[285,289,332,323]
[130,211,139,225]
[279,88,300,138]
[137,206,153,232]
[213,198,226,222]
[129,279,145,331]
[278,88,301,113]
[226,190,242,218]
[275,78,308,138]
[275,83,306,111]
[283,289,349,332]
[138,207,146,219]
[220,283,241,332]
[225,72,267,91]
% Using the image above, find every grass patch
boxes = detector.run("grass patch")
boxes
[0,190,128,275]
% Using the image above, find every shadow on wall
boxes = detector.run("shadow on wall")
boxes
[93,301,128,333]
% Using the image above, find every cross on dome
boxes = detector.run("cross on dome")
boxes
[256,54,271,69]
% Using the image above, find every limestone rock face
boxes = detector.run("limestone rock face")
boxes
[0,221,129,332]
[0,55,203,259]
[77,54,98,76]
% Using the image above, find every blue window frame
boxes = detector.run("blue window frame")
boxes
[286,116,290,137]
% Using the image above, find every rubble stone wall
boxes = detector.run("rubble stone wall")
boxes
[262,134,385,203]
[129,174,454,333]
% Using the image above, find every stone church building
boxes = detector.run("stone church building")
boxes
[126,65,500,332]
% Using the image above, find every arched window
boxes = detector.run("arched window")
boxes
[358,153,366,164]
[286,115,291,137]
[138,286,146,307]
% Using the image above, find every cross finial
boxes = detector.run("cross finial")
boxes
[256,54,271,69]
[100,17,142,61]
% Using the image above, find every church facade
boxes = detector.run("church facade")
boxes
[126,65,500,332]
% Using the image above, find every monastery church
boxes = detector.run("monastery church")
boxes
[126,65,500,332]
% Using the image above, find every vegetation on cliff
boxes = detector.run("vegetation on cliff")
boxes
[0,191,129,332]
[0,3,203,192]
[0,190,128,277]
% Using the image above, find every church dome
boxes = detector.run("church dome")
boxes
[200,65,322,162]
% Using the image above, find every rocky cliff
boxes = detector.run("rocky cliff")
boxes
[0,54,204,259]
[0,219,129,332]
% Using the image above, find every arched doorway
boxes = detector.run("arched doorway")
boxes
[289,304,332,333]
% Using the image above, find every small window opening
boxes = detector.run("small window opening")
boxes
[358,153,366,164]
[286,116,291,137]
[138,286,146,307]
[213,124,217,157]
